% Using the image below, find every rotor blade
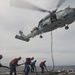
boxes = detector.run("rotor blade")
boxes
[10,0,49,12]
[57,0,66,9]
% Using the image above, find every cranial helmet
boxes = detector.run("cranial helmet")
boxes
[44,60,46,62]
[19,56,21,60]
[32,57,34,59]
[0,55,3,59]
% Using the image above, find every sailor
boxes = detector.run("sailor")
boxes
[24,57,34,75]
[40,60,46,73]
[10,57,21,75]
[0,55,10,69]
[0,55,3,67]
[30,60,37,73]
[50,10,57,23]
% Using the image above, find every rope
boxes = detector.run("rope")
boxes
[50,31,55,72]
[35,66,39,75]
[48,11,55,72]
[44,31,55,74]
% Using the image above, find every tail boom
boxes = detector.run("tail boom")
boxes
[15,35,30,42]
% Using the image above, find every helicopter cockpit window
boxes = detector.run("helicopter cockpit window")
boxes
[39,19,43,24]
[38,19,43,27]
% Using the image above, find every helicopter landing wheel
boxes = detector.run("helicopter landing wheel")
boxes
[40,35,43,38]
[65,25,69,30]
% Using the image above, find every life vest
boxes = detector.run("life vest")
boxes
[10,58,18,65]
[40,62,45,67]
[25,58,32,64]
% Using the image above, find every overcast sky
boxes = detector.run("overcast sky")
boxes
[0,0,75,66]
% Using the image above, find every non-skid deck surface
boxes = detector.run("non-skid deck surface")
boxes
[0,72,75,75]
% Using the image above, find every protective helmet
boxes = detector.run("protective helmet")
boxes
[44,60,46,62]
[32,57,34,59]
[18,56,21,60]
[35,60,37,62]
[0,55,3,59]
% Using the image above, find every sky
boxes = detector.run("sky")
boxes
[0,0,75,66]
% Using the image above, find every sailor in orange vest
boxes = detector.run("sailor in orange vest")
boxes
[40,60,46,73]
[10,57,21,75]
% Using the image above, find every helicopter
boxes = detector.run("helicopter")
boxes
[11,0,75,42]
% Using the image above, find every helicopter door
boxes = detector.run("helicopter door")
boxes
[51,14,57,23]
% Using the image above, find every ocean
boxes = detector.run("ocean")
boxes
[0,65,75,73]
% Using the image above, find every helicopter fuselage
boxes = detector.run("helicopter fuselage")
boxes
[38,7,75,33]
[15,7,75,42]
